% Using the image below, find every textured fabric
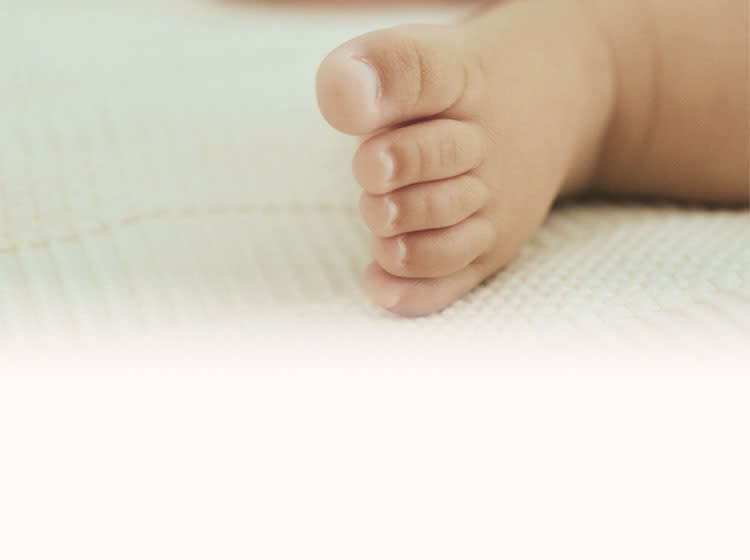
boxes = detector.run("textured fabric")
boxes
[1,1,748,371]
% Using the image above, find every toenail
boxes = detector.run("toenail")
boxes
[396,236,407,266]
[383,289,401,310]
[385,197,398,229]
[350,55,381,104]
[379,150,394,184]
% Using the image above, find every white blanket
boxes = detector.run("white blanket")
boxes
[2,1,748,372]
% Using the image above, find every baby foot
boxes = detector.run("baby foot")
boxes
[317,0,614,316]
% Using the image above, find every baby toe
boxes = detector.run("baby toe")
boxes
[372,216,495,279]
[363,262,485,317]
[359,174,489,237]
[353,119,485,194]
[316,24,471,135]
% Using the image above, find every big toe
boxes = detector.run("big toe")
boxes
[316,24,471,135]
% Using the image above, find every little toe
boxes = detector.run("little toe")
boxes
[363,262,484,317]
[353,119,486,194]
[372,216,495,279]
[316,24,472,135]
[359,174,489,237]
